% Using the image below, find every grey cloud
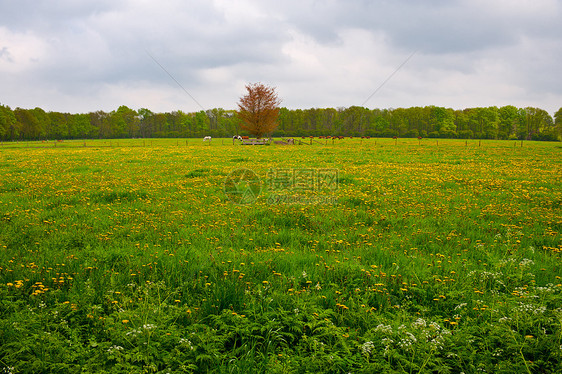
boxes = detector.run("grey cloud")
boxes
[267,0,560,54]
[0,47,12,62]
[1,0,561,113]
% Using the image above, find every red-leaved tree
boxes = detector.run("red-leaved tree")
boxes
[237,82,282,138]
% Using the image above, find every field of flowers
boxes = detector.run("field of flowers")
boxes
[0,138,561,373]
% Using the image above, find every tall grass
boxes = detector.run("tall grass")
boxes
[0,138,560,373]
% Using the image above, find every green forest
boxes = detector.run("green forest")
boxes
[1,104,561,141]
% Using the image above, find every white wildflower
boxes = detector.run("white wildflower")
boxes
[361,341,374,355]
[454,303,467,310]
[519,258,534,268]
[412,318,427,329]
[107,345,124,353]
[179,338,194,350]
[374,324,393,334]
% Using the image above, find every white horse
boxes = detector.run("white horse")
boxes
[203,136,212,142]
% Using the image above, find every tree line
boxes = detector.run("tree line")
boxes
[1,104,560,141]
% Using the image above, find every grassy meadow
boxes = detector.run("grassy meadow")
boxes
[0,138,561,373]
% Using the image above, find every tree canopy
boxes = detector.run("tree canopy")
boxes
[237,83,282,138]
[0,103,560,141]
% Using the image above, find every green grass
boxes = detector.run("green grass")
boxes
[0,138,561,373]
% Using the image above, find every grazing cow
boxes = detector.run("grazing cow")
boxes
[203,136,212,142]
[242,136,249,140]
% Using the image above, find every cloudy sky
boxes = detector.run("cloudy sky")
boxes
[1,0,561,115]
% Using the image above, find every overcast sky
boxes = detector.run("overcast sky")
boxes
[1,0,561,115]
